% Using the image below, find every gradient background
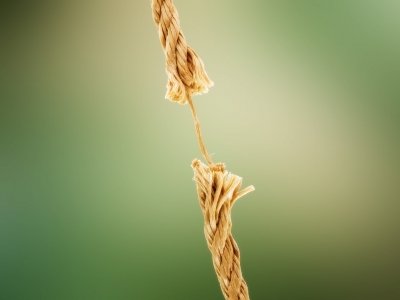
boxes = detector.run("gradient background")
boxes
[1,1,400,299]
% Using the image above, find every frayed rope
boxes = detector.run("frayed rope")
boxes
[150,1,254,299]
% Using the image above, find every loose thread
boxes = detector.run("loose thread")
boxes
[186,94,213,166]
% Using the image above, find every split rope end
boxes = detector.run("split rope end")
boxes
[192,159,254,300]
[151,0,214,104]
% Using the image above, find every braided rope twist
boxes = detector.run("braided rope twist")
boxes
[192,159,254,300]
[151,0,213,104]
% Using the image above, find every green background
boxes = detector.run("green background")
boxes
[1,1,399,299]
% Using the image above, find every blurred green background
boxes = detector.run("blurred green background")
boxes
[1,1,399,299]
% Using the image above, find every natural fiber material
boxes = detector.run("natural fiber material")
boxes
[192,159,254,300]
[150,1,254,299]
[151,0,213,104]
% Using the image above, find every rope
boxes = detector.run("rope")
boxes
[192,159,255,300]
[151,0,213,104]
[150,1,255,299]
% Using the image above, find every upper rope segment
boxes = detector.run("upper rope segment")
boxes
[151,0,214,104]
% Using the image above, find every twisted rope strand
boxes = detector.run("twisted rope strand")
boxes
[192,160,254,300]
[151,0,213,104]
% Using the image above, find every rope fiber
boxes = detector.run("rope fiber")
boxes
[150,1,255,299]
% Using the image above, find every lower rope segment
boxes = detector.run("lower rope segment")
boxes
[192,159,254,300]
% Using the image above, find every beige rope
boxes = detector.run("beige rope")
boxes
[150,1,255,299]
[192,159,255,300]
[151,0,213,104]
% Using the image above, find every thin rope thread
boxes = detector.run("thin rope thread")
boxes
[150,1,254,299]
[186,93,213,165]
